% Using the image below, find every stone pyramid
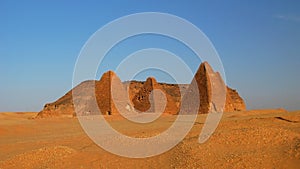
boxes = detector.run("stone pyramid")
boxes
[131,77,179,114]
[181,61,246,114]
[36,70,131,117]
[36,62,246,118]
[95,71,132,115]
[132,77,160,112]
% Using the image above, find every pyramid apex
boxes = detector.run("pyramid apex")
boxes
[200,61,214,72]
[99,70,117,80]
[146,77,157,83]
[107,70,116,76]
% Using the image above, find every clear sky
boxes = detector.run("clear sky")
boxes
[1,0,299,112]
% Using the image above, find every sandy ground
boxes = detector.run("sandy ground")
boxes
[0,110,299,169]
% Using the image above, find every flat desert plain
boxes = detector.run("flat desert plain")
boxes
[0,110,299,169]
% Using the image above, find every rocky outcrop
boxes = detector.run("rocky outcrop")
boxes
[36,80,95,118]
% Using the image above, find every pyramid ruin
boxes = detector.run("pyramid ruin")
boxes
[131,77,180,114]
[181,62,246,114]
[95,71,131,115]
[36,62,246,118]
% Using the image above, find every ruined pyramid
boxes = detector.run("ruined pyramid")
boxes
[181,61,246,114]
[36,62,246,117]
[95,71,132,115]
[131,77,180,114]
[36,71,131,117]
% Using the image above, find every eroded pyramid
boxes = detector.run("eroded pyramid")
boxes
[37,62,246,118]
[181,61,246,114]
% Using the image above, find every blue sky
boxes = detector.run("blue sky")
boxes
[0,0,299,111]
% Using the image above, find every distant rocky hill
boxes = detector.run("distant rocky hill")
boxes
[36,62,246,118]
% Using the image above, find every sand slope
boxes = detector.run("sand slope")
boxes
[0,110,299,168]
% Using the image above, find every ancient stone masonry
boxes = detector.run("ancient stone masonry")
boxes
[96,71,132,115]
[181,62,245,114]
[131,77,180,114]
[225,87,246,111]
[36,62,246,117]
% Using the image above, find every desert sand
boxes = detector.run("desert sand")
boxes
[0,109,299,169]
